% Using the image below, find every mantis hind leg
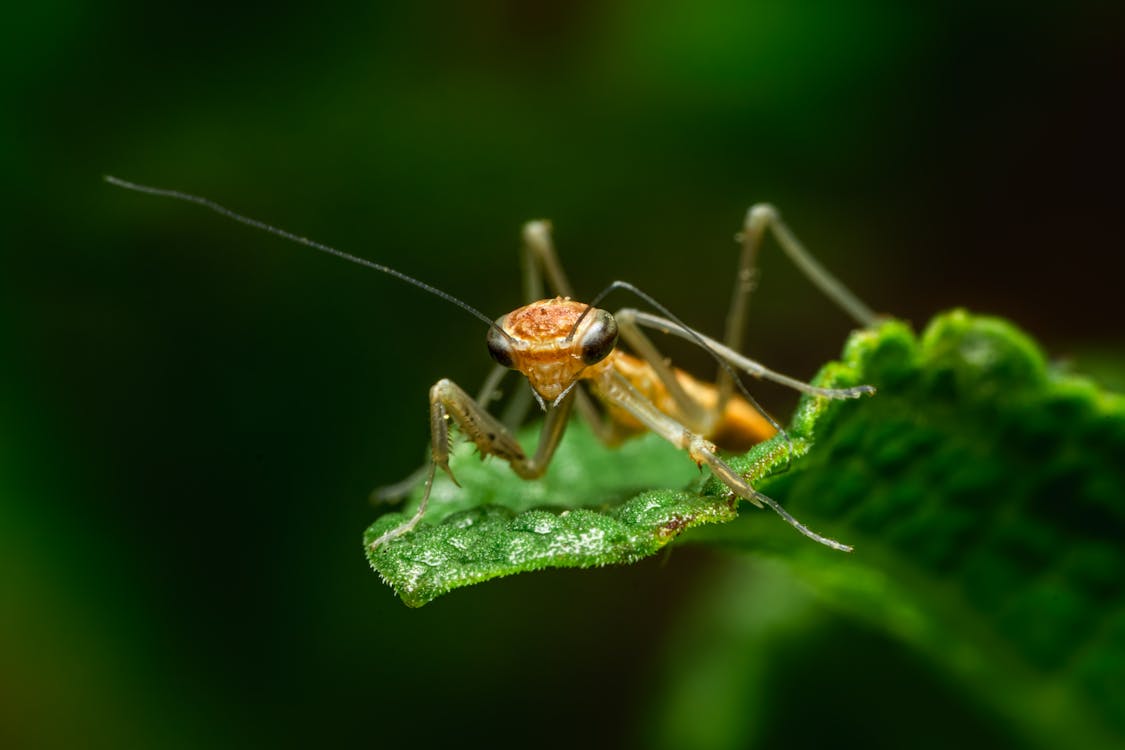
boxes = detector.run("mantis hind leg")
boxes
[716,203,879,412]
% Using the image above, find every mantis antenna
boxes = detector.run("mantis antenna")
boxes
[103,175,516,343]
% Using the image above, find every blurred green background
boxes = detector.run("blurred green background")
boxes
[3,2,1123,748]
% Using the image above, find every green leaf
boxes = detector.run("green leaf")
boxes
[365,380,821,608]
[660,309,1125,750]
[363,423,803,608]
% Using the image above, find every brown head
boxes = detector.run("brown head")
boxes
[486,297,619,407]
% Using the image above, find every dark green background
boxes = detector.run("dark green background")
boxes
[4,2,1122,748]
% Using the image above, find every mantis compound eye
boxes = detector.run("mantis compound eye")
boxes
[486,322,516,368]
[580,310,618,365]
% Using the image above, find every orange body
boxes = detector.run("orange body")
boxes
[604,351,776,452]
[498,297,776,453]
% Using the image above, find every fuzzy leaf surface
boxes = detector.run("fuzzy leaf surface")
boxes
[666,310,1125,750]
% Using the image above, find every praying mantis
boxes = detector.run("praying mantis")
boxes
[105,176,876,552]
